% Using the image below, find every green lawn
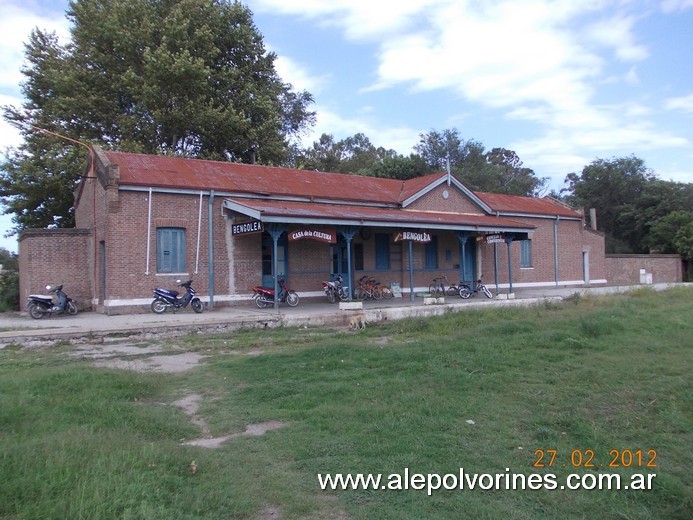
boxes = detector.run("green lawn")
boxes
[1,288,691,519]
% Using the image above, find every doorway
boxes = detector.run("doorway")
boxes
[261,233,288,287]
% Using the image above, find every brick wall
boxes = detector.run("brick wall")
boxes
[18,228,91,311]
[605,254,683,285]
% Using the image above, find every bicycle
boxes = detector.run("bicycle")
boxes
[458,275,493,299]
[428,275,460,297]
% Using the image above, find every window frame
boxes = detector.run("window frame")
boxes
[156,227,187,274]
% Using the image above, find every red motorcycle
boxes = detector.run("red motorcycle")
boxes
[252,279,300,308]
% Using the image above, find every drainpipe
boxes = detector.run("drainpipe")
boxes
[208,190,215,309]
[553,215,560,287]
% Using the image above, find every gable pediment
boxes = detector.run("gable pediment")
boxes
[400,174,490,215]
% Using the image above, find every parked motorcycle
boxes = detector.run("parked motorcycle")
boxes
[27,284,78,319]
[322,275,349,303]
[151,279,204,314]
[252,279,299,308]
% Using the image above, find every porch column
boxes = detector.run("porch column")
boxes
[505,235,514,294]
[455,232,470,283]
[267,224,286,310]
[339,227,358,300]
[493,243,499,293]
[408,240,415,302]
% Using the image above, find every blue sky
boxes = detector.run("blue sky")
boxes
[1,0,692,253]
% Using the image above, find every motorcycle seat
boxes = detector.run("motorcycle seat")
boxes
[29,295,53,301]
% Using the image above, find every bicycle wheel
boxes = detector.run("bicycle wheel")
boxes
[381,286,394,299]
[428,284,440,297]
[481,285,493,299]
[372,285,384,300]
[445,285,458,296]
[458,286,472,299]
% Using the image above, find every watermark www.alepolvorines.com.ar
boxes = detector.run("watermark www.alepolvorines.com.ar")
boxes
[317,468,656,496]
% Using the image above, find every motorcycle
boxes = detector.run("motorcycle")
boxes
[322,275,349,303]
[252,279,299,308]
[27,284,78,319]
[151,279,204,314]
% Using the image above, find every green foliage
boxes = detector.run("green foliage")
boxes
[0,271,19,311]
[294,133,399,174]
[1,0,315,234]
[648,210,693,261]
[413,128,548,195]
[563,156,692,254]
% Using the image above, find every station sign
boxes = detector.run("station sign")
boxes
[394,231,432,243]
[232,219,263,236]
[288,228,337,243]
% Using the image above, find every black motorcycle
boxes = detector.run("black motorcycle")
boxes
[151,279,204,314]
[27,284,78,319]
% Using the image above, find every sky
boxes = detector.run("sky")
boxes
[1,0,692,253]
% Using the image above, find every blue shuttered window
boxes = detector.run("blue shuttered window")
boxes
[520,239,532,268]
[157,227,186,273]
[424,236,438,270]
[375,233,390,270]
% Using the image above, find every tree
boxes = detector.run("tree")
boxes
[484,147,548,196]
[1,0,315,233]
[563,156,657,253]
[295,133,398,174]
[414,129,545,195]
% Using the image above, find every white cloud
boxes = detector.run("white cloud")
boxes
[273,54,329,94]
[0,2,71,91]
[664,93,693,115]
[660,0,693,13]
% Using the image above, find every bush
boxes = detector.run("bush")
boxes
[0,271,19,312]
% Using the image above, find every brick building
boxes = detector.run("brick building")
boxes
[19,147,608,313]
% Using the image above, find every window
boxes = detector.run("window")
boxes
[520,239,532,268]
[375,233,390,270]
[157,227,186,273]
[354,243,364,271]
[425,236,438,269]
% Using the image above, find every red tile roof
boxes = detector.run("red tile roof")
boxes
[475,192,581,218]
[105,150,404,204]
[103,150,579,218]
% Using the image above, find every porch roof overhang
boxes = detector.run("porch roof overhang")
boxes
[223,198,535,235]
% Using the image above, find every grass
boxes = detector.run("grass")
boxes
[0,288,691,519]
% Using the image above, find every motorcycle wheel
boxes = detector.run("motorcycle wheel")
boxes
[66,300,78,315]
[254,294,268,308]
[28,303,44,320]
[151,299,168,314]
[326,289,336,303]
[286,291,300,307]
[191,299,204,313]
[339,290,349,302]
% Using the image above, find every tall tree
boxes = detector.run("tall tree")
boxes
[296,133,397,174]
[414,129,545,195]
[563,156,659,253]
[1,0,315,232]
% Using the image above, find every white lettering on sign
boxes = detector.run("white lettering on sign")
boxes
[485,234,506,244]
[289,228,336,243]
[395,231,432,243]
[232,219,263,235]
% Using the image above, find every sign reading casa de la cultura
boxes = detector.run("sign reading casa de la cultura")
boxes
[288,228,337,243]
